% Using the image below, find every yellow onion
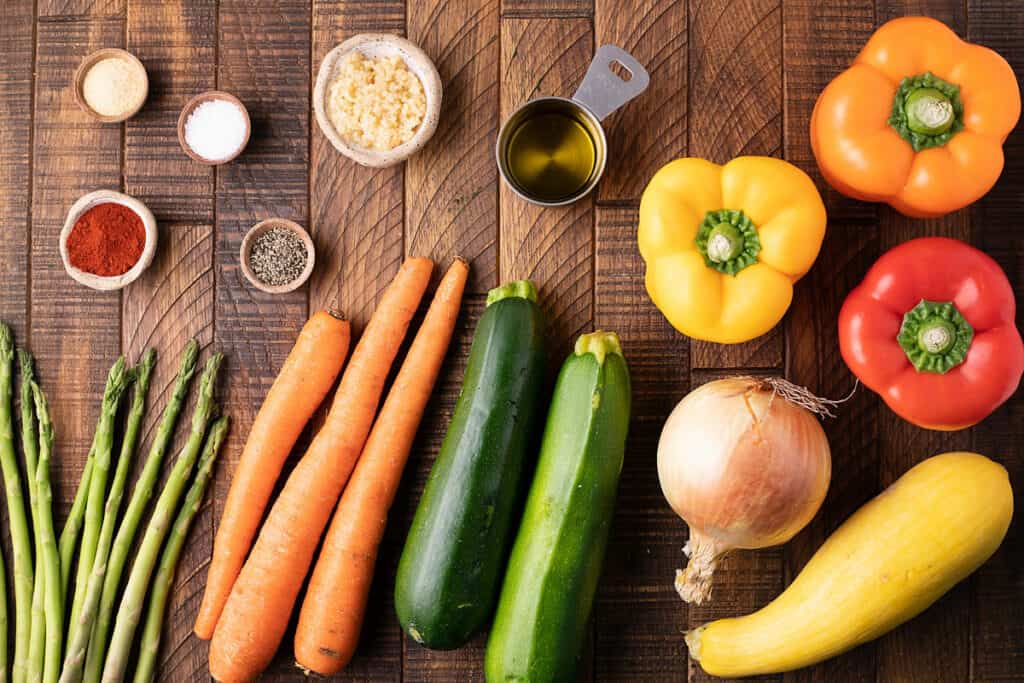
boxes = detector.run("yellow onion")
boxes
[657,376,832,604]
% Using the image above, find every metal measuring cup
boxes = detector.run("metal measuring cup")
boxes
[496,45,650,207]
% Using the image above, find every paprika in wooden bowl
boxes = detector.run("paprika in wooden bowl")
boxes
[60,190,158,291]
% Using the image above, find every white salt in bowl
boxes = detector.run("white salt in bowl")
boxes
[314,34,442,168]
[60,190,158,291]
[177,91,251,165]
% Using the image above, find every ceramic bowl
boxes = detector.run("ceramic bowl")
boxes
[239,218,316,294]
[60,190,158,291]
[73,48,149,123]
[177,90,252,165]
[313,34,442,168]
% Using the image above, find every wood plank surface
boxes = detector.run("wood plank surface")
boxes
[0,1,33,349]
[212,2,311,681]
[123,0,217,677]
[967,2,1024,679]
[31,14,124,515]
[2,0,1021,681]
[499,16,594,369]
[780,1,878,681]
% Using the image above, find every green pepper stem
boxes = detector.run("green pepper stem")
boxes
[889,72,964,151]
[695,209,760,276]
[905,87,955,135]
[897,300,973,373]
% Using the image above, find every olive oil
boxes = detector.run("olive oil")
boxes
[505,112,597,203]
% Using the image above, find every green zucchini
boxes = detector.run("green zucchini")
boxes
[485,331,631,682]
[395,280,547,650]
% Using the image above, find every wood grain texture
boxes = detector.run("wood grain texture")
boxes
[499,17,594,369]
[125,0,216,222]
[310,0,404,331]
[406,0,499,295]
[594,0,686,203]
[212,1,310,679]
[31,15,124,516]
[967,1,1024,678]
[688,0,784,369]
[593,206,688,683]
[781,2,878,681]
[37,0,123,18]
[0,0,33,343]
[501,0,591,19]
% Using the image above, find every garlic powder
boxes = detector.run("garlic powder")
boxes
[325,52,427,151]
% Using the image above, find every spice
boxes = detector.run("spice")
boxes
[82,57,146,118]
[325,52,426,150]
[184,99,248,161]
[67,203,146,276]
[249,228,308,287]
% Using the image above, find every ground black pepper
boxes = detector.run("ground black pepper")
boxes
[249,228,307,287]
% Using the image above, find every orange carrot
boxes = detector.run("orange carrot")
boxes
[294,258,469,675]
[208,257,433,683]
[194,310,351,640]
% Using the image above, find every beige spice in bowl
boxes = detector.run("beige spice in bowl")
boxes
[325,51,427,151]
[314,34,442,167]
[73,49,149,122]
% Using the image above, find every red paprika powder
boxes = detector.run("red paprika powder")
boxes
[66,202,146,276]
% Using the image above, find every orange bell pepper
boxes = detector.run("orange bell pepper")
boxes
[811,17,1020,218]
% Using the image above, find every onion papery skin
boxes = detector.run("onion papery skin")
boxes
[657,377,831,603]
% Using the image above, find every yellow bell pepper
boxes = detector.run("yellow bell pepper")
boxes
[638,156,827,344]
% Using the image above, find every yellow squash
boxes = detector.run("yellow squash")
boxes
[638,156,826,344]
[686,451,1013,678]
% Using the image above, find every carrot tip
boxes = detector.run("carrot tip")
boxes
[452,255,469,267]
[327,308,346,321]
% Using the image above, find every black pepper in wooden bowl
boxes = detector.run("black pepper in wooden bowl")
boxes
[240,219,316,294]
[249,227,308,287]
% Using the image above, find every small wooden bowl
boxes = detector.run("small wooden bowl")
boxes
[177,91,251,165]
[60,190,158,291]
[73,49,148,123]
[239,219,316,294]
[314,34,442,168]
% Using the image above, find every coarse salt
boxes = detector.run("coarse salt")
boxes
[184,99,248,161]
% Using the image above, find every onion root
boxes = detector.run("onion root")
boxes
[675,532,729,604]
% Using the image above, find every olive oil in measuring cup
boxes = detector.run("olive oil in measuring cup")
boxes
[504,108,598,203]
[496,45,650,206]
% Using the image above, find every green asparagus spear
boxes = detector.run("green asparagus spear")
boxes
[30,380,63,683]
[95,348,217,683]
[0,538,7,683]
[69,359,131,633]
[132,416,229,683]
[82,341,199,683]
[19,352,43,683]
[58,456,93,600]
[60,350,156,683]
[0,327,33,683]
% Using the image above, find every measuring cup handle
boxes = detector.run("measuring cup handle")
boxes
[571,45,650,121]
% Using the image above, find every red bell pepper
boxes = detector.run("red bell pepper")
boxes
[839,237,1023,430]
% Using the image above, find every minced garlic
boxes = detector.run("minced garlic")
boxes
[325,52,426,151]
[83,57,146,118]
